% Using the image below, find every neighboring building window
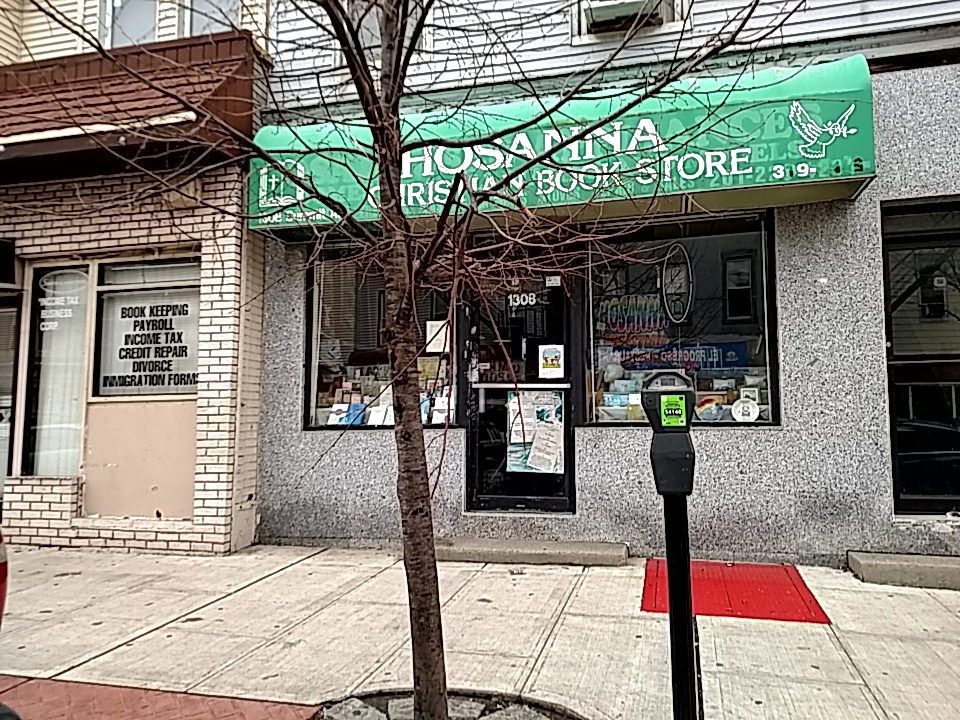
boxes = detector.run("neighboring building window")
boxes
[110,0,158,46]
[574,0,687,38]
[0,302,18,477]
[724,255,756,322]
[190,0,240,35]
[587,215,777,425]
[95,260,200,397]
[329,0,430,67]
[23,267,90,476]
[306,258,452,428]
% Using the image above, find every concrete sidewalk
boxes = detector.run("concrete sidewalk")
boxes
[1,546,959,719]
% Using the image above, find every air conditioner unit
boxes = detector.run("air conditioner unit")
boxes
[583,0,662,33]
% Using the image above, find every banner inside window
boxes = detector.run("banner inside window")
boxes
[98,287,200,396]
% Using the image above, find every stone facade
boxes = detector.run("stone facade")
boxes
[256,63,960,564]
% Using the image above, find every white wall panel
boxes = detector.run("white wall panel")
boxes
[269,0,960,110]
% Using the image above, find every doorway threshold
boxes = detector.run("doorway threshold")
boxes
[434,537,628,566]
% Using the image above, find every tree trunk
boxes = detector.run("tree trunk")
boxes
[381,226,449,720]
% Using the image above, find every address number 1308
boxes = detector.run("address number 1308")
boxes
[508,293,538,307]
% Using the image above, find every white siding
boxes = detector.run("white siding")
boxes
[19,0,83,61]
[270,0,960,110]
[240,0,268,46]
[14,0,268,63]
[79,0,102,48]
[157,0,180,41]
[0,0,22,64]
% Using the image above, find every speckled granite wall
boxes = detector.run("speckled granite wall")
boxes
[257,239,466,543]
[258,64,960,562]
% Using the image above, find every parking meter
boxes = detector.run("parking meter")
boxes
[640,369,702,720]
[641,370,695,496]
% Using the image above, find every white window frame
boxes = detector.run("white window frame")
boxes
[103,0,162,47]
[571,0,689,46]
[184,0,243,37]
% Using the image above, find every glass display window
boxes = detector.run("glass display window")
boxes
[305,257,453,428]
[586,215,778,425]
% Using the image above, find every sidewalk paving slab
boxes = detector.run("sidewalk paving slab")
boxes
[355,646,536,697]
[697,616,860,685]
[4,547,960,720]
[706,674,884,720]
[189,600,410,705]
[837,631,960,720]
[813,585,960,638]
[59,627,268,692]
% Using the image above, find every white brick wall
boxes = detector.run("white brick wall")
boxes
[0,166,258,556]
[231,231,264,550]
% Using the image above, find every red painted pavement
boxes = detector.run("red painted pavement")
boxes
[0,676,318,720]
[641,559,830,623]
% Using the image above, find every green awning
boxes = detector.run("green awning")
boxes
[249,55,874,229]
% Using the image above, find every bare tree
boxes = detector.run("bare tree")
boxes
[10,0,803,716]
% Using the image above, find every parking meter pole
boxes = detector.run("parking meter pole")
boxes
[663,494,697,720]
[640,370,701,720]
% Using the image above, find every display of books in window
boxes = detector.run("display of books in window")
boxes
[316,357,454,427]
[591,363,771,424]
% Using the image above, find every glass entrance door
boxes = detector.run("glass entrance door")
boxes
[464,280,575,512]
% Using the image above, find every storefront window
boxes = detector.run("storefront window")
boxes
[306,259,452,428]
[23,267,90,476]
[587,216,777,425]
[95,260,201,396]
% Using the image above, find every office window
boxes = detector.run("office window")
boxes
[23,267,90,476]
[306,258,452,428]
[96,260,201,397]
[587,216,777,425]
[111,0,158,46]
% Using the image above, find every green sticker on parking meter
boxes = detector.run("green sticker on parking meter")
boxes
[660,394,686,427]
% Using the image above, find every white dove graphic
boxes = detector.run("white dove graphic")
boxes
[789,102,858,159]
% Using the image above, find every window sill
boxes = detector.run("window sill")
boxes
[569,19,685,48]
[892,514,960,524]
[303,424,465,432]
[88,394,198,403]
[577,422,782,429]
[72,516,195,532]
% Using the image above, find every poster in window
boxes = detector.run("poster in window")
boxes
[506,390,564,474]
[538,344,564,379]
[98,288,200,396]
